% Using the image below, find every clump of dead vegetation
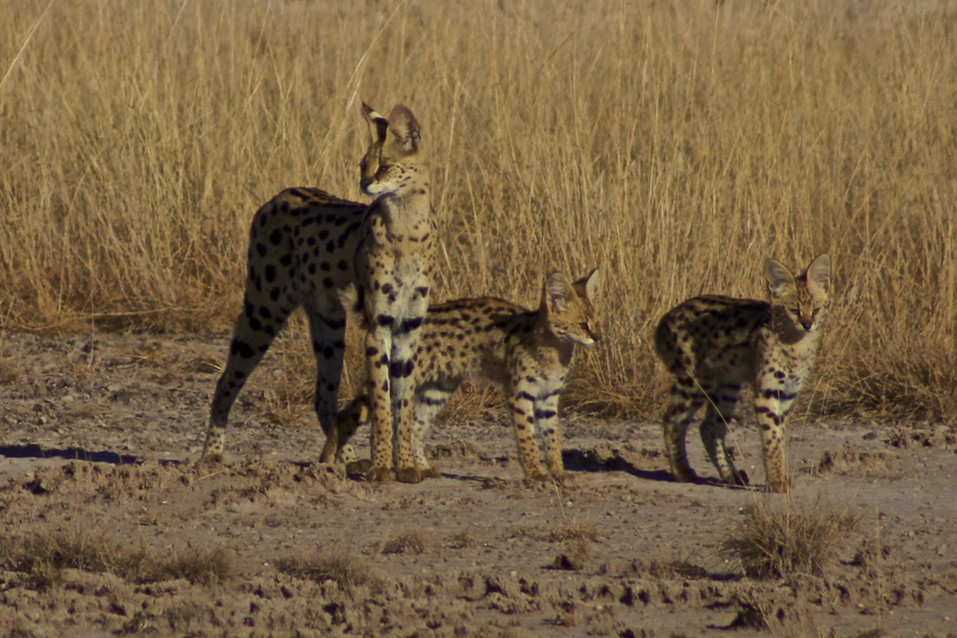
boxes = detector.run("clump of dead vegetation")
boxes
[0,528,233,590]
[381,530,429,555]
[275,551,385,592]
[722,499,860,579]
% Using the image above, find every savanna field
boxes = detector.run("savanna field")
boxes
[1,2,957,636]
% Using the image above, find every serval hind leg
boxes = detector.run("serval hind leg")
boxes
[203,294,293,462]
[662,376,705,483]
[699,384,748,486]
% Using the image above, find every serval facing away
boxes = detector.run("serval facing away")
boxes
[350,103,438,483]
[200,103,430,466]
[323,270,601,482]
[654,254,831,493]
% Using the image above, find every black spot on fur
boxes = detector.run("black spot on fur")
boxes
[230,339,256,359]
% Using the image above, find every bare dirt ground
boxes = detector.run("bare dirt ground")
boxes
[0,331,955,637]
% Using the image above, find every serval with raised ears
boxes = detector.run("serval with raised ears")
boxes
[200,103,434,473]
[349,103,438,484]
[323,270,600,482]
[654,254,831,493]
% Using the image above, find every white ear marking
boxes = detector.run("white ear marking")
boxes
[805,254,831,293]
[765,258,796,298]
[544,272,575,314]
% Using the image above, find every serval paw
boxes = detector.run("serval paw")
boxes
[396,466,426,484]
[345,459,393,482]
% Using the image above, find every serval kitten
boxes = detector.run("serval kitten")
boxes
[351,104,438,483]
[654,254,831,493]
[323,270,600,482]
[200,103,430,465]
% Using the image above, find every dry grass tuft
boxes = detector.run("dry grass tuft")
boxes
[381,531,429,555]
[156,546,234,586]
[447,530,477,550]
[722,500,860,579]
[631,555,710,580]
[275,551,383,591]
[548,523,601,543]
[814,446,891,478]
[0,355,22,383]
[0,529,233,589]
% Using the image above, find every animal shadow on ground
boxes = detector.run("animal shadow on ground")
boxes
[562,448,744,489]
[0,443,140,465]
[562,448,670,481]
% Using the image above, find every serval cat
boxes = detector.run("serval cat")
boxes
[323,270,600,482]
[351,103,438,483]
[654,254,831,493]
[200,103,432,468]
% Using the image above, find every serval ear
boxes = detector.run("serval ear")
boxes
[543,272,576,315]
[361,102,389,143]
[765,258,796,298]
[805,253,831,296]
[573,268,600,302]
[385,104,421,155]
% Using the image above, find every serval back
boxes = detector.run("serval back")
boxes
[351,103,438,483]
[654,254,831,493]
[201,103,425,464]
[324,270,600,482]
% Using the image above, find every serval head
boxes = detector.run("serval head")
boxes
[359,102,425,197]
[765,254,831,336]
[541,269,601,348]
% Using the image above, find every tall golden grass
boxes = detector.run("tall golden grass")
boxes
[1,1,955,421]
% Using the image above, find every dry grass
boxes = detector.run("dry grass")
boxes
[0,528,232,589]
[547,522,601,544]
[1,1,955,421]
[447,530,477,550]
[275,551,384,591]
[0,355,22,383]
[722,499,860,579]
[381,530,429,555]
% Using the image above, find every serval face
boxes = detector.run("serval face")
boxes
[359,103,425,197]
[547,268,601,348]
[767,256,830,341]
[654,254,831,493]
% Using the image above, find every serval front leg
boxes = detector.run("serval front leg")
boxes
[508,384,550,482]
[752,383,797,493]
[392,285,430,483]
[304,299,355,463]
[537,391,565,480]
[352,321,396,481]
[408,382,454,478]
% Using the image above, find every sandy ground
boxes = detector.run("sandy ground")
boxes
[0,331,955,637]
